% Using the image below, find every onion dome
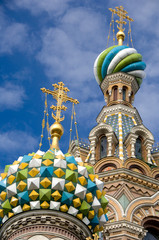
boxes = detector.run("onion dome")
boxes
[0,148,108,233]
[94,45,146,86]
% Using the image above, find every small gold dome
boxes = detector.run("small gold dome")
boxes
[50,122,64,150]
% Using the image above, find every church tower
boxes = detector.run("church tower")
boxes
[70,6,159,240]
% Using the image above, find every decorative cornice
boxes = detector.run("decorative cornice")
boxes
[96,104,142,124]
[104,220,146,238]
[100,72,139,95]
[98,168,159,191]
[0,210,92,240]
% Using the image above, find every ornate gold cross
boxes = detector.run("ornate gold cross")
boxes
[41,82,79,123]
[109,6,133,32]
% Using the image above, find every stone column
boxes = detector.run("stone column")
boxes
[106,133,113,157]
[89,136,97,165]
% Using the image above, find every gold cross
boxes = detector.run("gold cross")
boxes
[41,82,79,123]
[109,6,133,32]
[93,233,99,240]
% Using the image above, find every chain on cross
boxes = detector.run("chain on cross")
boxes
[41,82,79,123]
[109,6,133,32]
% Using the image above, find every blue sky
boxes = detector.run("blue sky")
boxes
[0,0,159,171]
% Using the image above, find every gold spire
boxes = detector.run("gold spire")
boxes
[41,82,79,150]
[109,6,133,45]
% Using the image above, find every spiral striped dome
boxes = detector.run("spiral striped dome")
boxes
[94,45,146,86]
[0,148,108,233]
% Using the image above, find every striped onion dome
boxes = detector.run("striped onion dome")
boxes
[0,148,108,233]
[94,45,146,86]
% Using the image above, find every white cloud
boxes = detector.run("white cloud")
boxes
[0,130,38,153]
[8,0,72,16]
[0,7,29,54]
[0,83,26,110]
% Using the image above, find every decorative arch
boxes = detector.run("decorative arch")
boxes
[151,167,159,180]
[124,158,152,177]
[89,122,113,138]
[130,125,154,141]
[94,157,122,173]
[105,194,124,220]
[125,192,159,223]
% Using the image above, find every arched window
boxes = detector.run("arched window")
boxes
[100,136,107,158]
[135,137,142,160]
[114,87,118,101]
[122,87,126,101]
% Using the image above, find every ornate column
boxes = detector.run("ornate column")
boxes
[89,136,97,164]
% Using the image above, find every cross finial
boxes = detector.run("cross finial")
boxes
[41,82,79,123]
[93,233,99,240]
[109,6,133,45]
[41,82,79,150]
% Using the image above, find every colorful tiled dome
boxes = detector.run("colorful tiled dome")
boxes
[94,45,146,86]
[0,148,108,233]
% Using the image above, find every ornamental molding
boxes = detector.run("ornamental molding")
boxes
[98,168,159,191]
[96,104,142,124]
[0,210,91,240]
[89,122,113,138]
[103,220,146,238]
[130,125,154,142]
[126,191,159,221]
[100,72,139,95]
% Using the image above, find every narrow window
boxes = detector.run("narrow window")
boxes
[100,136,107,158]
[123,87,126,101]
[135,137,142,160]
[114,87,117,101]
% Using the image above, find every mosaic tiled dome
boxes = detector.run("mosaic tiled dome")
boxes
[94,45,146,86]
[0,148,108,233]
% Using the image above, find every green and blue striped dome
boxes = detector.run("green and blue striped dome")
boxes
[0,148,108,233]
[94,45,146,86]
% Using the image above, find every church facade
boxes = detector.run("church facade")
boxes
[69,6,159,240]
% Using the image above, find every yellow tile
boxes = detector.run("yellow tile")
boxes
[8,212,14,218]
[28,168,39,177]
[19,162,28,170]
[42,159,53,166]
[41,201,50,209]
[76,213,83,220]
[29,190,39,201]
[88,174,96,182]
[0,191,7,201]
[0,209,4,218]
[96,190,102,199]
[54,168,65,178]
[51,190,61,201]
[88,210,95,219]
[78,176,87,186]
[86,193,93,203]
[23,204,31,211]
[7,175,16,184]
[73,198,81,208]
[13,161,20,165]
[10,197,18,207]
[67,163,77,171]
[94,225,99,233]
[60,204,68,212]
[40,177,51,188]
[33,154,42,159]
[56,154,65,160]
[1,173,7,180]
[17,181,27,191]
[65,182,75,192]
[98,208,104,217]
